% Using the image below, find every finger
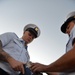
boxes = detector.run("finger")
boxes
[30,63,36,68]
[21,65,25,74]
[13,67,19,71]
[33,68,39,72]
[31,65,38,72]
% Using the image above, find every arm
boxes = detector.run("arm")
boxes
[0,40,12,62]
[46,72,59,75]
[31,43,75,72]
[0,40,25,74]
[46,39,75,72]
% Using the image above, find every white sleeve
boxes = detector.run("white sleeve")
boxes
[0,32,17,47]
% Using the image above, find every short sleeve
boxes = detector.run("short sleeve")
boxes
[0,32,18,47]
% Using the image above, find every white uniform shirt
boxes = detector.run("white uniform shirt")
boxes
[0,32,30,75]
[60,25,75,75]
[66,26,75,52]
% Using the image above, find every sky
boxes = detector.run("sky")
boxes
[0,0,75,70]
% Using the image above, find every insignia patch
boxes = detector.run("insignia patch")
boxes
[35,27,38,31]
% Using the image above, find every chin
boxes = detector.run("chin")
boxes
[26,41,30,44]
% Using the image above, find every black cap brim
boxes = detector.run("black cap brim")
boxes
[61,16,75,33]
[26,28,37,38]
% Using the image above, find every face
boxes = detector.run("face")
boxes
[22,31,35,45]
[66,21,75,36]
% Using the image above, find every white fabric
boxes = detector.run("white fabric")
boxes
[0,32,30,75]
[61,25,75,75]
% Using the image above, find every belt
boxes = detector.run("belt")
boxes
[19,65,43,75]
[0,68,9,75]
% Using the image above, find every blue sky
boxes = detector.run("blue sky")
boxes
[0,0,75,65]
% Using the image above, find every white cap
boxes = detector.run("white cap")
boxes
[61,11,75,33]
[24,24,41,38]
[67,11,75,19]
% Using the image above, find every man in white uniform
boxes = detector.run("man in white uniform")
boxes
[0,24,41,75]
[30,11,75,75]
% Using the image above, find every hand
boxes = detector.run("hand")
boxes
[26,61,32,68]
[8,57,25,74]
[30,62,48,73]
[47,72,59,75]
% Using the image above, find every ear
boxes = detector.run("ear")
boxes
[23,31,25,34]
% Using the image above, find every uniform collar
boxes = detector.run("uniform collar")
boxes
[19,38,25,44]
[19,38,28,49]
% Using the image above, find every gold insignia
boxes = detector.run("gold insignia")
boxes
[35,27,38,31]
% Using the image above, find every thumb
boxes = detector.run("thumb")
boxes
[22,64,25,74]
